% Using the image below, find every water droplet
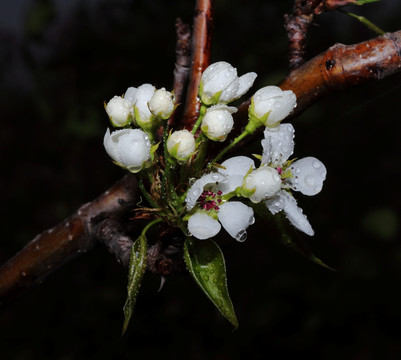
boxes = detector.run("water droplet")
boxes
[235,230,247,242]
[212,174,220,181]
[305,176,315,186]
[295,167,300,174]
[249,216,255,225]
[312,160,321,169]
[127,164,142,172]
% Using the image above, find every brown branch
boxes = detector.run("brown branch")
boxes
[0,174,138,307]
[169,18,192,128]
[235,30,401,127]
[181,0,215,129]
[284,0,357,69]
[279,30,401,115]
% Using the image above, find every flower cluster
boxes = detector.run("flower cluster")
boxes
[103,61,326,241]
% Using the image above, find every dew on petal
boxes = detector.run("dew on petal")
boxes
[235,230,247,242]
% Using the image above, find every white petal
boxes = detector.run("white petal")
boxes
[217,156,255,194]
[219,77,239,103]
[124,87,138,105]
[235,72,257,99]
[262,123,295,165]
[188,213,221,240]
[202,62,237,100]
[185,173,226,211]
[289,157,327,196]
[266,191,314,236]
[134,83,156,122]
[103,128,118,161]
[218,202,254,242]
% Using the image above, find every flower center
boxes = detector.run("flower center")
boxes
[197,190,223,211]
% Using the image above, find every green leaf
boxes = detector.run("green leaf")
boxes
[122,234,147,335]
[184,237,238,329]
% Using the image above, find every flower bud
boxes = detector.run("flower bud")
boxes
[105,96,133,127]
[249,86,296,127]
[133,84,160,131]
[149,88,175,119]
[199,61,257,105]
[167,130,195,162]
[201,105,237,142]
[103,128,151,173]
[243,166,281,202]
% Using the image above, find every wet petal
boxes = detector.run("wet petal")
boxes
[289,157,327,196]
[266,191,314,236]
[262,123,295,165]
[217,156,255,194]
[235,72,257,99]
[188,213,221,240]
[218,202,255,242]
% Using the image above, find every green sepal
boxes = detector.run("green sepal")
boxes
[184,237,238,329]
[252,153,262,161]
[150,142,160,156]
[122,234,148,335]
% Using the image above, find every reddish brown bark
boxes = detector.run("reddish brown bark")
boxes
[236,30,401,123]
[279,30,401,115]
[0,175,138,306]
[285,0,357,69]
[181,0,215,129]
[169,18,192,128]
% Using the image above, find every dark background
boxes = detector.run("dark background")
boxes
[1,0,401,359]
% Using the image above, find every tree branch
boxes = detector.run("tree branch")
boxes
[235,30,401,126]
[169,18,192,128]
[0,175,138,307]
[284,0,357,69]
[181,0,215,129]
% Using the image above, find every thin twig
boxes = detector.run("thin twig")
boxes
[181,0,215,130]
[169,18,192,128]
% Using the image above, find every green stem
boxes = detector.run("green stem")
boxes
[341,10,385,35]
[191,104,207,135]
[138,175,158,208]
[141,218,163,237]
[209,130,250,166]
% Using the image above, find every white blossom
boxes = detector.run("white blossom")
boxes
[262,123,327,235]
[103,128,151,173]
[167,130,195,162]
[201,105,237,141]
[105,96,133,127]
[185,157,255,241]
[149,88,175,119]
[200,61,257,105]
[250,86,296,127]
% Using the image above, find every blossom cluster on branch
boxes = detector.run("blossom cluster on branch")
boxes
[102,61,327,331]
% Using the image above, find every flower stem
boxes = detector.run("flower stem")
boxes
[209,130,250,166]
[191,104,207,135]
[141,218,163,237]
[138,175,158,208]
